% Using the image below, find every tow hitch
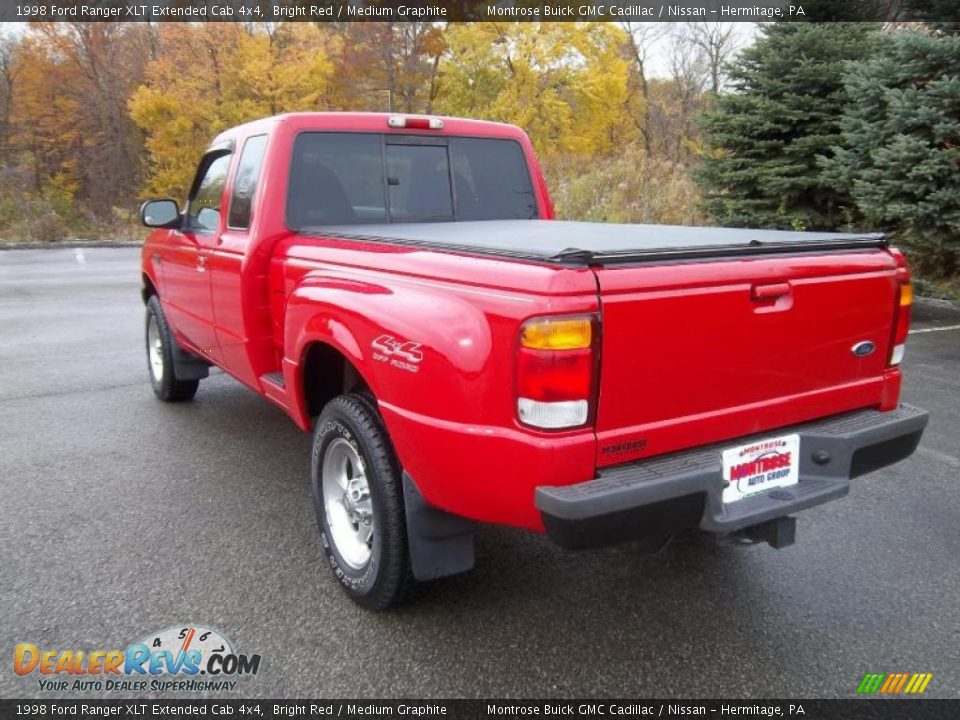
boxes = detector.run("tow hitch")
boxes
[745,516,797,549]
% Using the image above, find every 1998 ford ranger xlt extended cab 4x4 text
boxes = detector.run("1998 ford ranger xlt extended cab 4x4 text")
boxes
[140,112,928,608]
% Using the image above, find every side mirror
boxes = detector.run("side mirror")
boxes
[140,199,180,229]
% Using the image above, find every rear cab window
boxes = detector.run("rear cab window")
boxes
[286,133,537,229]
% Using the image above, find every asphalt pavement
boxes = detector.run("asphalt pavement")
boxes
[1,247,958,699]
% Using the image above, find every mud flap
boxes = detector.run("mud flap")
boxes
[171,341,210,381]
[402,472,475,581]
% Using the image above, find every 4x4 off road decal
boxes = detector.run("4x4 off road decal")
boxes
[372,334,423,373]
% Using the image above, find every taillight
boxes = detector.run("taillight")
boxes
[889,250,912,366]
[387,115,443,130]
[516,315,597,430]
[889,280,912,366]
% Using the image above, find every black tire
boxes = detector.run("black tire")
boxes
[145,295,200,402]
[311,393,412,609]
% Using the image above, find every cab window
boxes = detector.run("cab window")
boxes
[187,152,231,233]
[228,135,268,230]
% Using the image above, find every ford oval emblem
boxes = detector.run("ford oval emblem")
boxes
[852,341,876,358]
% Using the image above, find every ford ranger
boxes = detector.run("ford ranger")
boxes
[139,112,928,608]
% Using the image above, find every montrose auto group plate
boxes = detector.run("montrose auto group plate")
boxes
[722,433,800,504]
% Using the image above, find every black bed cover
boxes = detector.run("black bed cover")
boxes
[304,219,887,266]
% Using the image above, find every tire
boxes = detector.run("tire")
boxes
[311,393,412,609]
[145,295,200,402]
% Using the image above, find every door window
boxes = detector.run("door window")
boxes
[187,153,231,233]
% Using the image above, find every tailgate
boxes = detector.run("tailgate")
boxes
[593,250,900,467]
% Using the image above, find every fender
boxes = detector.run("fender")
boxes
[285,271,488,579]
[283,269,497,431]
[281,264,598,530]
[283,274,385,429]
[142,257,210,381]
[282,268,505,494]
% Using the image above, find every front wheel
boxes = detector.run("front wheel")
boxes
[311,393,412,609]
[145,295,199,402]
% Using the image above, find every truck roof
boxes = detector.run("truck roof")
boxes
[304,220,888,267]
[212,112,528,146]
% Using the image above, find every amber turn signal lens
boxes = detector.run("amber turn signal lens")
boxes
[900,282,913,307]
[521,317,592,350]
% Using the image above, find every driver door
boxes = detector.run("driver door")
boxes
[161,149,232,362]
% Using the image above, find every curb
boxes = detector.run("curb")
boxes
[0,241,143,251]
[914,295,960,311]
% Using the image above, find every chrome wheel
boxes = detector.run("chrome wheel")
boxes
[321,438,374,569]
[147,314,164,382]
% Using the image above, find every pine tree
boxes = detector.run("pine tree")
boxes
[822,26,960,277]
[696,23,876,230]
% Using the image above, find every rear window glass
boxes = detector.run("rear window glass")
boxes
[449,137,539,221]
[287,133,537,229]
[386,144,454,222]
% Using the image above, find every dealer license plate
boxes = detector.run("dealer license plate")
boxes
[722,433,800,504]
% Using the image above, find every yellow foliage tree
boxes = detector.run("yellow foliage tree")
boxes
[436,22,634,159]
[129,23,338,198]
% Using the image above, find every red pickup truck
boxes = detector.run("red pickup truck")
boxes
[140,112,928,608]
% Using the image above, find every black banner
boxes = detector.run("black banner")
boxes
[1,0,957,23]
[1,700,959,719]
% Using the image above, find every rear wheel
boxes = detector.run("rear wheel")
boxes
[145,295,199,402]
[311,393,412,609]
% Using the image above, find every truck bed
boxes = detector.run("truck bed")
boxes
[305,220,887,266]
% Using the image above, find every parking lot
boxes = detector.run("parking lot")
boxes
[1,246,958,698]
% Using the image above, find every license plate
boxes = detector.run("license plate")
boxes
[722,433,800,504]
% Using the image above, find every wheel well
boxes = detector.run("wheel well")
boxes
[142,273,157,304]
[302,342,368,418]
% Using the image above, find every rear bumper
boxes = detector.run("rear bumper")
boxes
[535,404,929,550]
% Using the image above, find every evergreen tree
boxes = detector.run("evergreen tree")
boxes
[696,23,876,230]
[821,27,960,277]
[898,0,960,34]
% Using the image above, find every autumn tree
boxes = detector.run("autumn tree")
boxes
[0,32,17,161]
[437,22,633,159]
[10,23,151,218]
[620,22,669,156]
[130,22,338,198]
[333,23,446,113]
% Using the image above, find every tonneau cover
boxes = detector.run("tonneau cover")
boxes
[304,220,887,266]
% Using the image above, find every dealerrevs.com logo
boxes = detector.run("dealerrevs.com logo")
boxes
[14,625,261,693]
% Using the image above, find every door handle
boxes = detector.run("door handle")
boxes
[751,282,791,301]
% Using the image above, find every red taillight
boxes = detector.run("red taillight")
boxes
[387,116,443,130]
[516,315,597,430]
[517,349,593,401]
[888,250,912,366]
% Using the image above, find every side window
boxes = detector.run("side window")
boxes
[287,133,386,228]
[187,153,231,233]
[228,135,268,230]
